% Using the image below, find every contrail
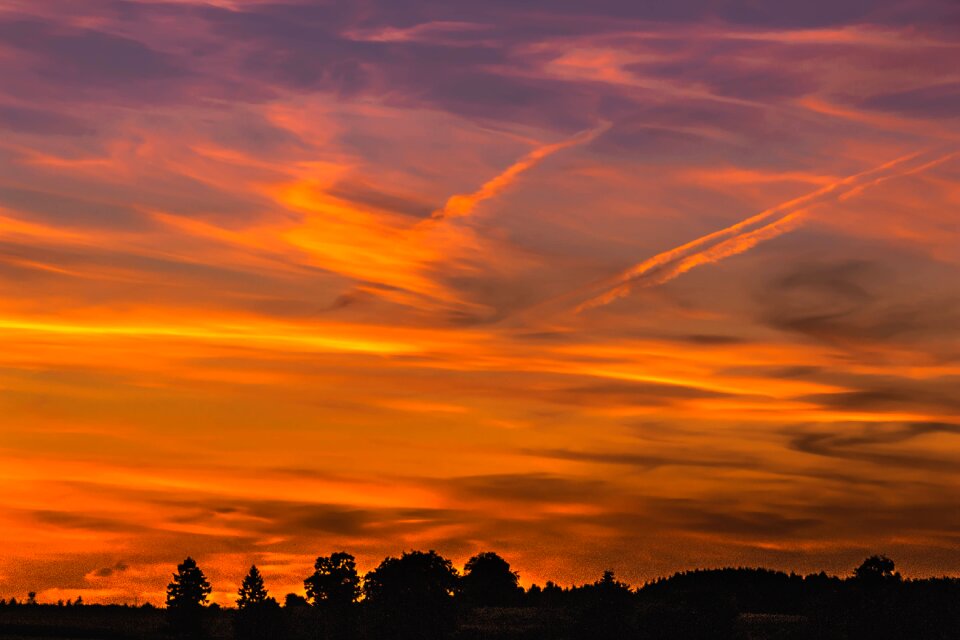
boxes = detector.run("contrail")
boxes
[431,121,611,220]
[837,150,959,202]
[599,151,921,282]
[627,209,809,290]
[578,148,955,311]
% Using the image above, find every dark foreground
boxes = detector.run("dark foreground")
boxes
[3,565,960,640]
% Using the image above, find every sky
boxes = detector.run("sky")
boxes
[0,0,959,606]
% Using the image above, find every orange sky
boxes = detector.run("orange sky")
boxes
[1,0,959,606]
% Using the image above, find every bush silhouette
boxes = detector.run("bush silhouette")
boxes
[284,593,309,608]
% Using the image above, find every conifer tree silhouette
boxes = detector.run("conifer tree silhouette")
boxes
[235,565,282,640]
[166,557,212,637]
[237,565,269,609]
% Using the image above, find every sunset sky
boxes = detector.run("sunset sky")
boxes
[1,0,959,606]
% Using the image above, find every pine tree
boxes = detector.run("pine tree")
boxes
[167,557,212,610]
[237,565,269,609]
[166,557,212,637]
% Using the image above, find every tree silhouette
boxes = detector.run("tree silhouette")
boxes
[235,566,281,640]
[304,552,360,607]
[303,551,360,640]
[461,551,522,607]
[168,557,213,608]
[854,555,900,582]
[303,552,360,640]
[166,557,212,637]
[364,550,460,640]
[574,570,636,639]
[237,565,269,609]
[842,556,902,639]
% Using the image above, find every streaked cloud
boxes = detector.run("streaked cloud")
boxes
[432,121,610,220]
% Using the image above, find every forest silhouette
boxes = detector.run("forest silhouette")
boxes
[1,551,959,640]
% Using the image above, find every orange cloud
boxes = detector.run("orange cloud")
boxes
[431,122,611,220]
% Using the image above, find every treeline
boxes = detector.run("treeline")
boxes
[4,552,960,640]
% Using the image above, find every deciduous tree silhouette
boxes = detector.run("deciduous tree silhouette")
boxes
[854,555,900,582]
[304,552,360,607]
[461,551,522,608]
[166,556,212,638]
[846,555,904,640]
[363,550,460,640]
[304,552,360,640]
